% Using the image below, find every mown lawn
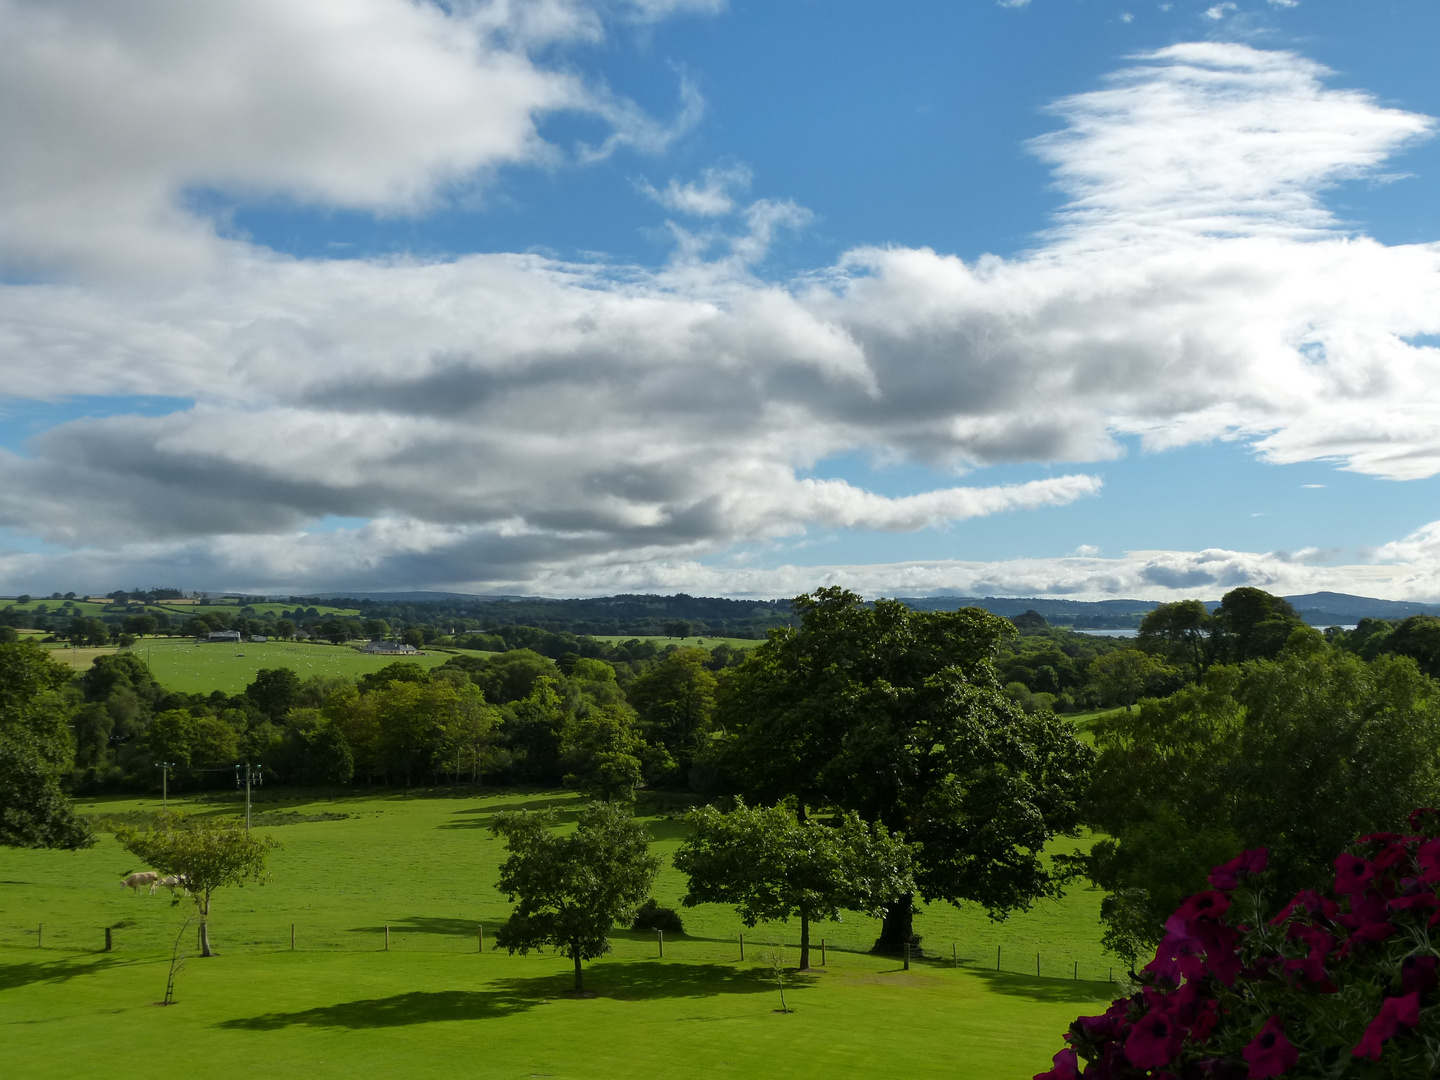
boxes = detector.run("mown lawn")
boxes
[0,791,1115,1080]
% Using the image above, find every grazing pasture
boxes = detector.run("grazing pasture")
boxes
[0,791,1114,1080]
[124,639,456,694]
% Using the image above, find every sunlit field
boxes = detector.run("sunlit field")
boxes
[0,791,1114,1080]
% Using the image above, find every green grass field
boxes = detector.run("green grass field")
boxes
[126,639,458,694]
[0,791,1114,1079]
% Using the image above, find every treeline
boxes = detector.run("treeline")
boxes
[68,642,741,796]
[294,593,796,639]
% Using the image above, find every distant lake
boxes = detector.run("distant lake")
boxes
[1073,628,1139,637]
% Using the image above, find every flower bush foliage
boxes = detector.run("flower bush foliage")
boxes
[1039,810,1440,1079]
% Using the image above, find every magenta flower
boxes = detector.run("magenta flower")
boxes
[1334,853,1377,895]
[1352,992,1421,1061]
[1242,1016,1298,1079]
[1209,848,1269,890]
[1125,1009,1182,1069]
[1173,890,1231,925]
[1033,1047,1079,1080]
[1269,889,1336,926]
[1408,807,1440,832]
[1416,839,1440,884]
[1145,932,1207,984]
[1281,925,1334,984]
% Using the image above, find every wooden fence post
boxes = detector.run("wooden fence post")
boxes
[821,938,826,967]
[739,933,744,961]
[385,924,390,952]
[291,923,295,950]
[37,923,42,949]
[1037,953,1040,977]
[997,945,1001,971]
[903,943,910,971]
[952,942,957,968]
[104,927,113,953]
[478,924,484,953]
[658,929,664,958]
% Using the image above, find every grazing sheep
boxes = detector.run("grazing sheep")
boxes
[150,875,184,896]
[120,871,158,893]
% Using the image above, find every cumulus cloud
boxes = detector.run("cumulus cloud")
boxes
[638,164,753,216]
[2,34,1440,596]
[0,0,700,279]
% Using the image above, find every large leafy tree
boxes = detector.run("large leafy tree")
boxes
[1082,631,1440,962]
[559,703,646,801]
[112,812,277,956]
[675,799,912,969]
[716,588,1094,949]
[491,801,660,993]
[0,642,93,849]
[626,648,717,776]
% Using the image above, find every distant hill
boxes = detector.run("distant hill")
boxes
[253,589,1440,634]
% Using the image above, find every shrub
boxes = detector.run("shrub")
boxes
[1038,809,1440,1079]
[631,898,684,936]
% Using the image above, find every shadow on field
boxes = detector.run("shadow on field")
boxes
[0,955,135,992]
[350,916,478,938]
[217,988,537,1030]
[964,969,1116,1005]
[216,963,814,1030]
[442,802,585,829]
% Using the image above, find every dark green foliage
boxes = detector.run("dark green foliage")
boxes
[491,801,660,992]
[0,642,93,848]
[245,667,302,722]
[1080,641,1440,963]
[675,799,912,969]
[559,703,647,800]
[625,648,715,778]
[355,661,427,695]
[630,898,684,935]
[717,588,1094,947]
[1377,614,1440,678]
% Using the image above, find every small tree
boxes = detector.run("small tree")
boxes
[491,801,660,993]
[112,813,277,957]
[674,799,913,970]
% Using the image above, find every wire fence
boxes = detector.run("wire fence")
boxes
[0,919,1121,985]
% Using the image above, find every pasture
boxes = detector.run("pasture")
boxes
[0,791,1114,1080]
[125,639,457,694]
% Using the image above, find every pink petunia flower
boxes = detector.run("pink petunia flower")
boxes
[1352,992,1421,1061]
[1033,1047,1079,1080]
[1242,1016,1299,1079]
[1125,1009,1182,1069]
[1209,848,1269,890]
[1335,853,1377,895]
[1401,953,1438,996]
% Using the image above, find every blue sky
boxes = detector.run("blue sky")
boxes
[1,0,1439,599]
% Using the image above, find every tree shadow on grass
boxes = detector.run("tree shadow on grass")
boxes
[0,955,136,992]
[216,988,537,1030]
[962,968,1116,1005]
[349,916,482,937]
[216,963,815,1031]
[441,805,585,830]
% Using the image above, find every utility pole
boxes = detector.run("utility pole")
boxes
[235,763,263,833]
[155,762,175,809]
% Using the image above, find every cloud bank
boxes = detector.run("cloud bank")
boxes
[2,21,1439,598]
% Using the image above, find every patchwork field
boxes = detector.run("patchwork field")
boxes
[0,791,1115,1080]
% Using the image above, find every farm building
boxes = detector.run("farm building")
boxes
[202,630,243,643]
[361,640,420,655]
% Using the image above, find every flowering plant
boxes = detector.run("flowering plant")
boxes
[1038,810,1440,1078]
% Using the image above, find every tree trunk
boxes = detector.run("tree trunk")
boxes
[198,898,214,957]
[874,893,915,954]
[573,950,584,993]
[799,908,811,970]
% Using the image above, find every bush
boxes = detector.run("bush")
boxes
[630,898,684,935]
[1038,809,1440,1079]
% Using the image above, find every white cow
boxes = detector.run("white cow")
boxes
[150,875,184,896]
[120,871,158,893]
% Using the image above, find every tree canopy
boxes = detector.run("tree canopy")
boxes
[1081,637,1440,962]
[715,587,1094,948]
[0,642,93,849]
[675,799,912,969]
[112,812,277,956]
[491,801,660,992]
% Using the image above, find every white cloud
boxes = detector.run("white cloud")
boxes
[2,38,1440,594]
[0,0,700,279]
[638,164,753,216]
[997,0,1031,8]
[1269,0,1299,8]
[1205,3,1237,18]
